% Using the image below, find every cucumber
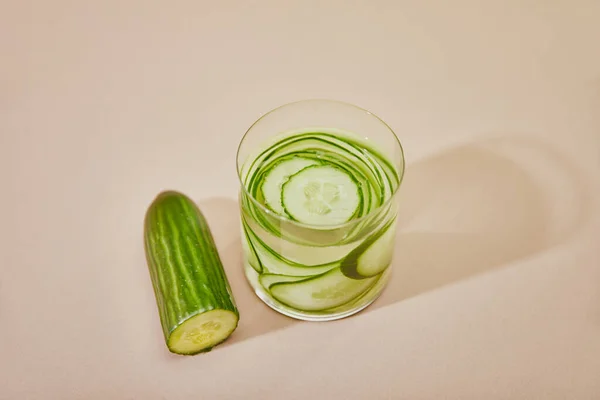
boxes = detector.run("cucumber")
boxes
[341,218,397,279]
[144,191,239,355]
[260,157,320,215]
[281,165,361,226]
[269,267,379,311]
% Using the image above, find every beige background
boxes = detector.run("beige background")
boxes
[2,1,600,399]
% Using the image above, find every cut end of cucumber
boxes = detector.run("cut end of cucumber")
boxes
[167,309,238,355]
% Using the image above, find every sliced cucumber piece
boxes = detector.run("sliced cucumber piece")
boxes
[260,157,320,215]
[168,309,239,354]
[241,225,262,273]
[270,267,378,311]
[341,219,397,279]
[243,219,339,276]
[259,273,309,290]
[282,165,360,226]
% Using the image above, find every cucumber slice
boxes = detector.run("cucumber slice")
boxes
[260,157,320,215]
[240,224,262,273]
[282,165,360,226]
[259,273,309,290]
[341,219,397,279]
[240,129,401,247]
[243,218,339,276]
[270,267,378,311]
[168,309,239,354]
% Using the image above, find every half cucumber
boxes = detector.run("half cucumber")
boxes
[144,191,239,355]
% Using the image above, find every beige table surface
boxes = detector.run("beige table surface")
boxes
[2,1,600,399]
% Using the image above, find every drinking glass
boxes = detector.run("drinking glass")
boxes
[236,99,405,321]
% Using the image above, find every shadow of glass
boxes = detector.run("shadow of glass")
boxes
[197,197,298,347]
[190,136,593,347]
[372,136,592,311]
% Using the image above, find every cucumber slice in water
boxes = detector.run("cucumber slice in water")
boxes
[259,273,309,290]
[282,165,360,226]
[341,219,397,279]
[243,218,339,276]
[270,267,378,311]
[240,221,263,273]
[261,157,320,215]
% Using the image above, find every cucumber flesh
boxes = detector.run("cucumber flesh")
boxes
[282,165,360,226]
[168,309,238,355]
[260,157,320,215]
[270,267,378,311]
[341,219,397,279]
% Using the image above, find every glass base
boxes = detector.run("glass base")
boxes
[244,263,391,322]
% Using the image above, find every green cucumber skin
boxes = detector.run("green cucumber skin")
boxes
[144,191,239,353]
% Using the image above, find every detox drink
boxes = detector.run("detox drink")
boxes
[237,101,404,321]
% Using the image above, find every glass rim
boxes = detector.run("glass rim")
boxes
[235,98,406,230]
